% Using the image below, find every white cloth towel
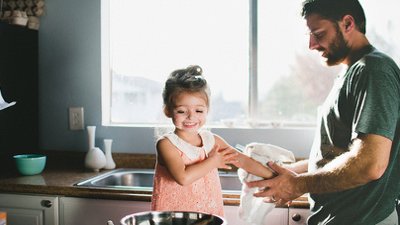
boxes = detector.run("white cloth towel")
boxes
[237,142,296,225]
[0,89,16,111]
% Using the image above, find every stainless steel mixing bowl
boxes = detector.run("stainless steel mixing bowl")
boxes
[120,211,227,225]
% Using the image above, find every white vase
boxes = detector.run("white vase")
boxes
[103,139,116,169]
[87,126,96,151]
[85,147,106,172]
[84,126,106,172]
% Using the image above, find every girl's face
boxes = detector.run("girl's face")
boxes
[170,92,208,133]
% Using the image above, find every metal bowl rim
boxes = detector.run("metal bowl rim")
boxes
[120,210,227,225]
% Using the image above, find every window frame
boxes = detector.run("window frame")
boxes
[101,0,111,125]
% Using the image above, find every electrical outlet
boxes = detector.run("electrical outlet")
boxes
[69,107,84,130]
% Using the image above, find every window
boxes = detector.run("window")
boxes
[102,0,399,128]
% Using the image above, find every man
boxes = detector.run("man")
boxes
[247,0,400,224]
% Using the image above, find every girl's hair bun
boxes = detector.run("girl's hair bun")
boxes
[163,65,210,109]
[185,65,203,76]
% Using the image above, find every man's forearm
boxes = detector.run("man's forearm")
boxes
[297,135,391,194]
[297,149,375,193]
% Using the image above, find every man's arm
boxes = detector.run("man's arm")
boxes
[247,133,392,203]
[301,133,391,193]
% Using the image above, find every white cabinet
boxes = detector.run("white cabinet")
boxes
[224,205,288,225]
[59,197,151,225]
[264,208,289,225]
[0,193,59,225]
[225,205,310,225]
[0,193,309,225]
[223,205,243,225]
[288,208,311,225]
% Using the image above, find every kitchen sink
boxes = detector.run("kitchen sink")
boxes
[75,168,242,193]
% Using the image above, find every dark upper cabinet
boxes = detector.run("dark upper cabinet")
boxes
[0,22,38,153]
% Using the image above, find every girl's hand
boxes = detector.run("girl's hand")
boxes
[208,144,238,169]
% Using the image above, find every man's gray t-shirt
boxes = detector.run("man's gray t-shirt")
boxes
[308,46,400,225]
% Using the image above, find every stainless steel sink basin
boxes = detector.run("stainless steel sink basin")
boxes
[75,168,242,193]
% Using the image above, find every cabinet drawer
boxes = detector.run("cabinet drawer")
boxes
[224,205,288,225]
[289,208,311,225]
[0,193,59,225]
[59,197,151,225]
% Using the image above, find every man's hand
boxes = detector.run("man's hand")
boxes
[246,161,306,206]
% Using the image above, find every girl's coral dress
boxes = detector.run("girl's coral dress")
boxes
[151,130,224,217]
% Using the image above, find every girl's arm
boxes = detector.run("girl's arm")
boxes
[214,135,275,179]
[235,153,276,179]
[284,159,308,174]
[157,138,237,186]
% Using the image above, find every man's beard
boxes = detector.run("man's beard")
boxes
[325,29,351,66]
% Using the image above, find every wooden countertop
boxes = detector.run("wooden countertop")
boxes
[0,151,309,208]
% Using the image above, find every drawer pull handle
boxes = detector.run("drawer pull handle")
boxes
[41,200,52,208]
[292,213,302,221]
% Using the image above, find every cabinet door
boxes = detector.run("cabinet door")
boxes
[288,208,311,225]
[59,197,151,225]
[224,205,288,225]
[0,193,59,225]
[263,208,289,225]
[0,23,38,153]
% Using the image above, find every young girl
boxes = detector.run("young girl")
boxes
[151,65,274,217]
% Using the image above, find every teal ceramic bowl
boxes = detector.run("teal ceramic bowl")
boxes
[13,154,46,176]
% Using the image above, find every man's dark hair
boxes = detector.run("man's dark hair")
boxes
[301,0,366,34]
